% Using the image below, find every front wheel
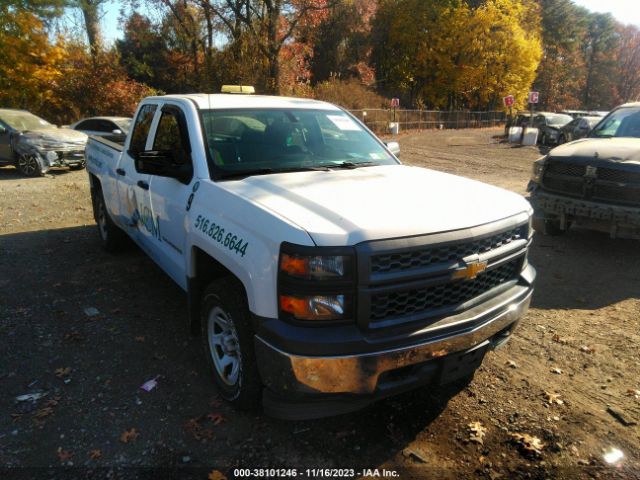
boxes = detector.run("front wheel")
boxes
[16,154,43,177]
[200,278,261,409]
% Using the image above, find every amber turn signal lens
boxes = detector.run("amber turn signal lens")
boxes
[280,253,309,276]
[279,294,346,321]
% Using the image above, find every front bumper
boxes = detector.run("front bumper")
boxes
[255,270,534,418]
[45,150,85,167]
[530,188,640,237]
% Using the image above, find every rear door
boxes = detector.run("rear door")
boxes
[116,103,158,252]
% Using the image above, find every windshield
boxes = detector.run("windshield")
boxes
[201,108,396,178]
[113,118,132,132]
[547,114,572,126]
[0,111,53,131]
[590,107,640,138]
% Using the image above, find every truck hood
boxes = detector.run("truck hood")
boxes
[222,165,531,245]
[549,138,640,165]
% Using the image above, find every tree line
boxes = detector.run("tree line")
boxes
[1,0,639,124]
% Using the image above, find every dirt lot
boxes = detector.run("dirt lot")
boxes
[1,128,639,479]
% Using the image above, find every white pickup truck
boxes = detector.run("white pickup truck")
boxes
[86,91,535,419]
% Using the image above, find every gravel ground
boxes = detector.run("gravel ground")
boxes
[1,128,639,479]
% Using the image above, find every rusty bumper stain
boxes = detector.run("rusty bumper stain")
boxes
[256,289,532,395]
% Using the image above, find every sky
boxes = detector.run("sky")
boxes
[573,0,640,28]
[96,0,640,44]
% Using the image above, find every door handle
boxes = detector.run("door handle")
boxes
[116,168,125,176]
[137,180,149,190]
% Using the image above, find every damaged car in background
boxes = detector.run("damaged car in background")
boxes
[533,112,574,146]
[0,109,88,177]
[529,102,640,239]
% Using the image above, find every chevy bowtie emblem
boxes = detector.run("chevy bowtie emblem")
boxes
[452,261,488,281]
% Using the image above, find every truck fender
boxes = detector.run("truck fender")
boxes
[186,246,253,335]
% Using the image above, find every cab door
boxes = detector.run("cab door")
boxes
[115,103,159,254]
[146,103,195,289]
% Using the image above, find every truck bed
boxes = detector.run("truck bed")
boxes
[89,135,124,151]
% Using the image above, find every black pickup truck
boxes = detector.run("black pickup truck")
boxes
[528,102,640,239]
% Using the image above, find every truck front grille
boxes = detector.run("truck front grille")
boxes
[542,159,640,207]
[371,226,524,274]
[370,260,519,321]
[597,168,640,184]
[545,162,586,177]
[356,217,529,330]
[542,160,585,197]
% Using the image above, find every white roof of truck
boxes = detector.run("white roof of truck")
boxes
[149,94,341,111]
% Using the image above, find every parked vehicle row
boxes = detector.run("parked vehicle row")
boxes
[507,110,609,147]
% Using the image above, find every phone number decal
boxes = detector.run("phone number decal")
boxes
[195,215,248,257]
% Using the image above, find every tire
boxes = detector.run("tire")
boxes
[94,187,127,252]
[532,217,566,236]
[200,278,262,409]
[16,154,43,177]
[69,161,86,171]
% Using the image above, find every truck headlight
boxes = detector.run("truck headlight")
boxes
[531,157,547,184]
[280,253,350,279]
[278,243,355,322]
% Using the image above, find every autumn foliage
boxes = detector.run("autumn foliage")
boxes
[2,0,640,125]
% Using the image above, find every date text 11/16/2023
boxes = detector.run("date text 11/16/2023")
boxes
[232,468,400,478]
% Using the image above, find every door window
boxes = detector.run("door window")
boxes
[153,109,191,166]
[129,104,157,155]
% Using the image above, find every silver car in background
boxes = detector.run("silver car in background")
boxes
[533,113,574,146]
[69,116,132,142]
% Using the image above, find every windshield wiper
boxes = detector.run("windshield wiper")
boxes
[216,165,329,180]
[320,161,379,169]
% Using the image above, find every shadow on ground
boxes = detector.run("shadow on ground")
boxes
[528,227,640,311]
[0,225,463,472]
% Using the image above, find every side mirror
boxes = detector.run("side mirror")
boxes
[112,129,123,135]
[385,141,400,157]
[135,150,192,184]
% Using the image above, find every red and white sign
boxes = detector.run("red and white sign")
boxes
[391,98,400,108]
[528,91,539,104]
[503,95,515,107]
